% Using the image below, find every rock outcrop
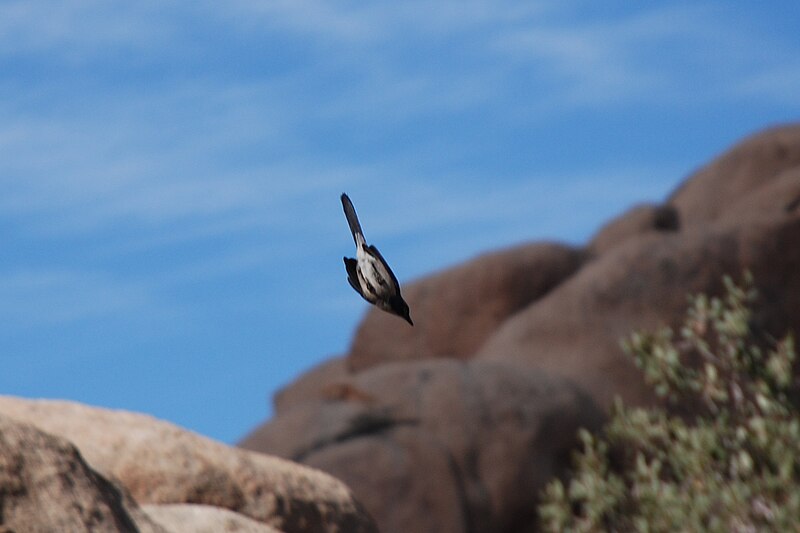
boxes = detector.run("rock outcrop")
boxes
[346,243,585,372]
[143,504,282,533]
[587,202,679,255]
[242,123,800,533]
[477,125,800,409]
[668,124,800,226]
[0,397,377,533]
[0,415,165,533]
[242,360,602,533]
[478,212,800,408]
[4,124,797,533]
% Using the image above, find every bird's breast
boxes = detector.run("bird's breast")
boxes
[356,255,394,300]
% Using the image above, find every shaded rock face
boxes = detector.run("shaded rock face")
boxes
[669,124,800,226]
[0,397,377,533]
[588,202,679,255]
[476,125,800,409]
[273,356,349,416]
[242,123,800,533]
[143,504,283,533]
[347,243,585,373]
[0,415,164,533]
[478,213,800,408]
[241,360,603,533]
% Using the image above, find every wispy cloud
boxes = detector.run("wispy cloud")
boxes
[221,2,800,121]
[223,0,552,43]
[0,270,154,327]
[0,1,171,60]
[492,4,757,107]
[3,0,798,443]
[4,1,797,133]
[734,64,800,106]
[1,0,797,315]
[348,164,680,242]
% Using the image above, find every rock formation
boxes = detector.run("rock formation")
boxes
[243,360,602,532]
[3,124,798,533]
[0,397,377,533]
[242,123,800,532]
[0,415,164,533]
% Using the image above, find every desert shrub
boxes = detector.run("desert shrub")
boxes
[539,274,800,532]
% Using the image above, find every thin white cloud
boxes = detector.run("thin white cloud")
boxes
[4,1,796,131]
[222,0,382,44]
[492,5,715,106]
[0,270,154,327]
[0,1,170,60]
[222,2,800,120]
[1,1,788,249]
[350,165,680,242]
[0,73,371,236]
[1,0,797,299]
[489,4,800,109]
[224,0,552,43]
[734,65,800,105]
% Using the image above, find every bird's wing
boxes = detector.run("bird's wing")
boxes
[341,193,365,245]
[366,245,401,290]
[343,257,366,298]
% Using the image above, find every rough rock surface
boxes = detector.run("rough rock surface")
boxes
[242,123,800,533]
[669,123,800,226]
[0,415,164,533]
[143,504,283,533]
[347,242,585,372]
[478,212,800,408]
[588,202,679,255]
[273,356,350,416]
[0,397,377,533]
[241,360,603,533]
[476,125,800,409]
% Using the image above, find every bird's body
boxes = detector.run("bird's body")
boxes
[341,193,413,325]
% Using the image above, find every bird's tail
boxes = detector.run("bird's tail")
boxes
[341,193,365,245]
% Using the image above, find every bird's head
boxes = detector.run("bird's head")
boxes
[389,294,413,326]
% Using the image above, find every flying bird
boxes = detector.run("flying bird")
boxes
[341,193,413,325]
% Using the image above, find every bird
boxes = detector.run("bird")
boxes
[341,193,413,325]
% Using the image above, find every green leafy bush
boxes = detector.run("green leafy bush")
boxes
[539,275,800,532]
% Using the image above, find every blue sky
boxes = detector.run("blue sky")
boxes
[1,1,799,444]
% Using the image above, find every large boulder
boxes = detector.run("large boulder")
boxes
[143,504,282,533]
[0,415,164,533]
[243,122,800,533]
[718,166,800,223]
[0,397,376,533]
[669,123,800,226]
[347,243,585,372]
[588,202,679,255]
[273,356,350,416]
[475,230,719,407]
[241,360,603,533]
[477,153,800,410]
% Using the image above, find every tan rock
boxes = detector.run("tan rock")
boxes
[143,504,283,533]
[246,122,800,533]
[718,166,800,224]
[241,360,603,533]
[669,123,800,226]
[0,397,376,533]
[347,242,585,372]
[477,210,800,409]
[272,356,349,416]
[588,202,679,255]
[0,415,164,533]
